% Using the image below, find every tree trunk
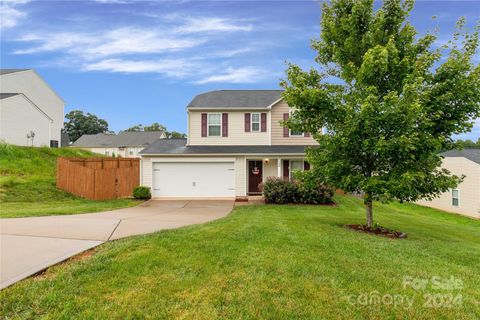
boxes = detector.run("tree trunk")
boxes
[364,193,373,228]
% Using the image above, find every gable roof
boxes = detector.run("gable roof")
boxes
[72,131,165,148]
[442,149,480,165]
[140,138,311,155]
[0,69,30,75]
[72,133,117,147]
[113,131,164,147]
[187,90,284,110]
[0,93,20,100]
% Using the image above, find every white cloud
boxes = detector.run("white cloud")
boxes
[195,67,264,84]
[14,27,204,58]
[213,48,253,58]
[82,58,200,78]
[0,0,30,29]
[176,17,253,33]
[14,32,98,54]
[92,0,131,3]
[8,10,271,85]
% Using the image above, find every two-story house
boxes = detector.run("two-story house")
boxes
[0,69,65,147]
[140,90,318,199]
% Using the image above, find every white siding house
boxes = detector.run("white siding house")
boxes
[417,149,480,219]
[0,69,64,147]
[73,131,166,158]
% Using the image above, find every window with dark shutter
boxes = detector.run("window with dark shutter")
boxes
[201,113,207,137]
[283,113,289,137]
[222,113,228,137]
[245,113,251,132]
[304,161,310,170]
[261,113,267,132]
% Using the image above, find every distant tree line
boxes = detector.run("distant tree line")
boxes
[124,123,187,139]
[64,110,186,142]
[455,138,480,149]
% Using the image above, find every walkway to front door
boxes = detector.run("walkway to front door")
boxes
[248,160,263,194]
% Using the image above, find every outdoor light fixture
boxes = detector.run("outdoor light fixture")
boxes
[264,159,270,163]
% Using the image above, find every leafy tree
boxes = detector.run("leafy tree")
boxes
[281,0,480,228]
[124,122,186,138]
[125,122,167,133]
[144,122,167,132]
[167,131,187,139]
[124,124,144,132]
[455,138,480,148]
[64,110,110,142]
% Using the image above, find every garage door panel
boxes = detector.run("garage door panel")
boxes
[152,162,235,198]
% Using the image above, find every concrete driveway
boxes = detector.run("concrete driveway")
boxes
[0,200,233,289]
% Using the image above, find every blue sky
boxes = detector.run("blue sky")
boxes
[1,0,479,139]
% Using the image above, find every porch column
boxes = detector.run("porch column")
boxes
[277,158,282,178]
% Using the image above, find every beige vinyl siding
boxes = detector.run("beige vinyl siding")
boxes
[270,100,318,146]
[263,159,278,181]
[1,70,64,143]
[235,156,246,196]
[188,111,270,146]
[141,156,152,187]
[417,157,480,219]
[0,94,51,147]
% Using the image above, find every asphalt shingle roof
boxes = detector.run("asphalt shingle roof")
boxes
[0,93,20,100]
[72,133,117,147]
[72,131,164,148]
[140,138,312,155]
[442,149,480,165]
[187,90,284,110]
[0,69,30,75]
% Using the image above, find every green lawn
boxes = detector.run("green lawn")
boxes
[1,195,479,319]
[0,143,139,218]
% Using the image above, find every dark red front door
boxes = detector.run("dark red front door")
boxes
[248,160,263,194]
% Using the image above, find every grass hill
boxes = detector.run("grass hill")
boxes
[0,143,139,218]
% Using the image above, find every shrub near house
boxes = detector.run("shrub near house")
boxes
[262,174,334,204]
[133,186,152,200]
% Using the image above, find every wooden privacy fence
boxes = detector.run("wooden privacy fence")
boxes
[57,157,140,200]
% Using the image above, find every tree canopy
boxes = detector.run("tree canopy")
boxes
[455,138,480,149]
[124,122,186,138]
[281,0,480,227]
[64,110,110,142]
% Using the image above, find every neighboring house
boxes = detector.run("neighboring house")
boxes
[73,131,166,158]
[0,69,64,147]
[417,149,480,219]
[140,90,318,199]
[61,132,71,147]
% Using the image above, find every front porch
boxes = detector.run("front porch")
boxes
[244,157,309,195]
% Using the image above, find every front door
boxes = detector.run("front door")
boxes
[248,160,263,194]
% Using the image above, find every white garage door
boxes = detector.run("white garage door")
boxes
[152,162,235,198]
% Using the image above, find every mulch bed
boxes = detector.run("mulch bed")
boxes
[345,224,407,239]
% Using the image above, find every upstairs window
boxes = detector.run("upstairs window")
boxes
[251,113,260,132]
[290,129,304,137]
[452,189,459,206]
[208,113,221,137]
